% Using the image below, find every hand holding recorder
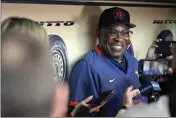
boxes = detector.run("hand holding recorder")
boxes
[122,86,140,107]
[70,91,112,117]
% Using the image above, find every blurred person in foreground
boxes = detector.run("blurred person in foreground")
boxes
[116,46,176,117]
[1,17,69,117]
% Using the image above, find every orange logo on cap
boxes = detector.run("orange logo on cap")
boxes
[113,9,125,20]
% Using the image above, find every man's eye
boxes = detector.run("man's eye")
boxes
[109,31,117,35]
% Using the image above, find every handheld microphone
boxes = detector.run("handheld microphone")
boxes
[133,81,161,101]
[139,81,161,96]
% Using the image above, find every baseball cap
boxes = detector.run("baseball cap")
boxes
[98,7,136,29]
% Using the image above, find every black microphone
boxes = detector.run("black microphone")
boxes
[133,81,161,100]
[139,81,161,96]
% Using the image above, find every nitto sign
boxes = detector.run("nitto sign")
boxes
[38,21,75,26]
[153,20,176,24]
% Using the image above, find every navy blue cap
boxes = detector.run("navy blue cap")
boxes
[98,7,136,29]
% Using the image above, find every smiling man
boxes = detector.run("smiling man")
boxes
[68,7,147,117]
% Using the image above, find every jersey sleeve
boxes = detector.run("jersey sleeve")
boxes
[68,59,99,110]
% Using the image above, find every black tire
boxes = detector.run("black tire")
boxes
[48,34,69,82]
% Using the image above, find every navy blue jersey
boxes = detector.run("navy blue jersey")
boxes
[69,46,147,117]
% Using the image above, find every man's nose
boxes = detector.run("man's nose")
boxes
[113,36,123,42]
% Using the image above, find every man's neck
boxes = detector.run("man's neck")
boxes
[113,56,124,63]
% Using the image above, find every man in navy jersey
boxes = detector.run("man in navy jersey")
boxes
[68,7,147,117]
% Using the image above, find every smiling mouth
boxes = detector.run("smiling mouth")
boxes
[111,45,123,50]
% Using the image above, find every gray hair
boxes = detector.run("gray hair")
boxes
[1,16,49,46]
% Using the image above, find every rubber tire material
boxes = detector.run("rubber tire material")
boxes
[48,34,69,82]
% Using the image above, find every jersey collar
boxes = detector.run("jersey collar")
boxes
[95,45,103,56]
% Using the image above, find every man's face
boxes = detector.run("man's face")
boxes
[98,24,131,59]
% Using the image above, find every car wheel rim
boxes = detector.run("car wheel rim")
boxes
[52,50,65,82]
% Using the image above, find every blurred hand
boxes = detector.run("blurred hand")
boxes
[50,83,69,117]
[71,95,107,116]
[122,86,140,107]
[146,39,163,59]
